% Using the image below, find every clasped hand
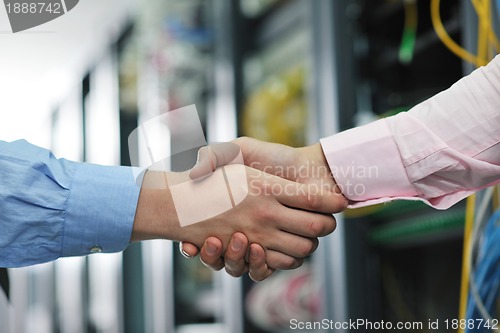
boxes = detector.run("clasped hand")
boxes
[178,137,347,281]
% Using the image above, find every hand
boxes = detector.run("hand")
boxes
[133,164,343,270]
[236,137,338,191]
[188,138,337,191]
[181,138,346,279]
[181,233,274,281]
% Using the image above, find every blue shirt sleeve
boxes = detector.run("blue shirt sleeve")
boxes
[0,140,141,267]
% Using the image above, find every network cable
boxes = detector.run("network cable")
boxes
[431,0,500,67]
[466,207,500,332]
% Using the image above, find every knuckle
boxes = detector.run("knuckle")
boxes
[299,240,316,257]
[278,256,301,270]
[307,220,325,237]
[305,192,322,211]
[256,204,274,221]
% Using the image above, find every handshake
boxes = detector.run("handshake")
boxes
[132,137,348,282]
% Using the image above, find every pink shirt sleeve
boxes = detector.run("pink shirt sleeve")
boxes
[320,55,500,210]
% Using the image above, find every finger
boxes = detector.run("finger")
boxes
[179,242,199,258]
[271,176,348,214]
[276,209,337,238]
[189,143,242,180]
[248,243,274,282]
[265,233,319,259]
[224,233,250,277]
[265,249,304,270]
[200,237,225,271]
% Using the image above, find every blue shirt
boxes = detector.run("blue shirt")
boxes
[0,140,141,267]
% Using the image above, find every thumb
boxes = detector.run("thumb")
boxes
[189,146,217,180]
[189,142,243,180]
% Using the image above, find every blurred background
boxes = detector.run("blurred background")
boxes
[0,0,499,332]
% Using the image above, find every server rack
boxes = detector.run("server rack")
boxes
[212,0,494,332]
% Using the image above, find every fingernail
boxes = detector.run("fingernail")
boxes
[179,242,192,258]
[250,246,259,258]
[181,249,192,258]
[206,242,218,255]
[231,237,243,251]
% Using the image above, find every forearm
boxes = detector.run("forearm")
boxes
[0,140,140,267]
[321,55,500,209]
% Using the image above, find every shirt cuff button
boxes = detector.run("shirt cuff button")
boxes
[90,246,103,254]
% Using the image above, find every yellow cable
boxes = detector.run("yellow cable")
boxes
[432,2,498,331]
[486,0,500,54]
[431,0,487,67]
[473,0,500,56]
[482,0,500,54]
[477,0,489,63]
[476,0,496,61]
[458,194,476,333]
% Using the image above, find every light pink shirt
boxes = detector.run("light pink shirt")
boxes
[320,55,500,210]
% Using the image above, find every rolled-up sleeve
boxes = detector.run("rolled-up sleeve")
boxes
[321,55,500,210]
[0,140,141,267]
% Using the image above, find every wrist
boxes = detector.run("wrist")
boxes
[298,143,333,177]
[304,143,328,166]
[131,170,181,242]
